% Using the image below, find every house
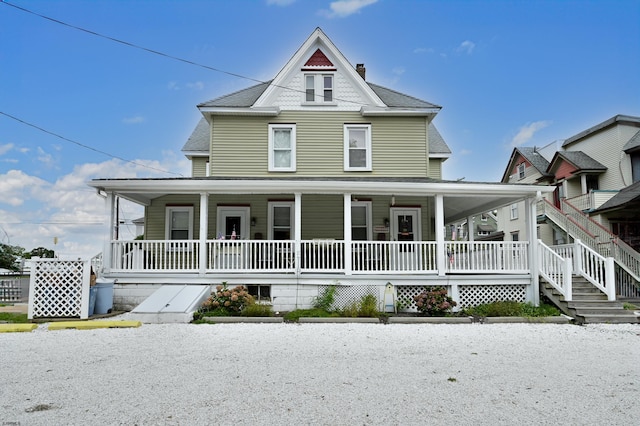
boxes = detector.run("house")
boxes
[88,28,553,313]
[498,115,640,299]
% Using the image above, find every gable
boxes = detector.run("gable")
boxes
[303,48,335,68]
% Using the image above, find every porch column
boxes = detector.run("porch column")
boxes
[198,192,209,276]
[435,194,445,276]
[294,193,302,274]
[526,195,540,305]
[467,215,474,242]
[343,193,352,275]
[102,191,116,274]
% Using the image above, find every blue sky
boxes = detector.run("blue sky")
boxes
[1,0,639,257]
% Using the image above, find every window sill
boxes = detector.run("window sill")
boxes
[301,102,338,107]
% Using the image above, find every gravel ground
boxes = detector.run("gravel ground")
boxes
[1,322,639,425]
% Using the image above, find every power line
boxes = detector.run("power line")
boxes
[0,111,184,176]
[0,0,376,107]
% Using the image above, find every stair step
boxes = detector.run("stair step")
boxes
[567,301,624,309]
[577,314,639,324]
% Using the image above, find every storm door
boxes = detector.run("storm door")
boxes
[390,208,422,270]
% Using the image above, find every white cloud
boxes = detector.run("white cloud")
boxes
[457,40,476,54]
[320,0,378,18]
[460,149,472,156]
[36,146,56,167]
[266,0,296,5]
[122,115,145,124]
[392,67,405,76]
[0,153,188,257]
[510,120,552,147]
[167,81,179,90]
[0,143,14,155]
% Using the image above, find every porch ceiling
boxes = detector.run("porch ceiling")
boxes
[88,177,551,221]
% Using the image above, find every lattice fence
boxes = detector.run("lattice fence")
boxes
[458,284,527,309]
[318,284,379,311]
[28,259,91,319]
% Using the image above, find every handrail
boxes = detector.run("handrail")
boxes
[538,240,572,301]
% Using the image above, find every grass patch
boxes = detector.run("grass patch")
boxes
[623,302,638,310]
[463,301,560,317]
[240,303,274,317]
[0,312,29,323]
[283,308,341,322]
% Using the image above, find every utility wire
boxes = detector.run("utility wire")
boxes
[0,111,184,176]
[0,0,377,107]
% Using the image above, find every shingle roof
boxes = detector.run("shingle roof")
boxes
[556,151,606,171]
[367,83,441,109]
[592,181,640,213]
[181,118,209,153]
[518,147,550,174]
[428,122,451,155]
[623,130,640,153]
[197,81,272,108]
[562,114,640,147]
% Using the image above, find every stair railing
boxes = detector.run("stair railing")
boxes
[538,240,572,301]
[573,240,616,301]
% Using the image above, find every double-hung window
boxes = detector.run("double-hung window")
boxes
[268,202,294,240]
[517,163,525,180]
[510,203,519,220]
[166,206,193,240]
[351,201,372,240]
[268,124,296,172]
[305,74,333,103]
[344,124,372,171]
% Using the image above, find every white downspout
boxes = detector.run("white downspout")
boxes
[344,193,352,275]
[527,196,540,306]
[102,191,115,274]
[294,192,302,275]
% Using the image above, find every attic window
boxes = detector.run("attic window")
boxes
[305,74,333,103]
[517,163,526,180]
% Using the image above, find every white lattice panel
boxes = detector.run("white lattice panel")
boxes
[458,285,527,309]
[319,285,379,311]
[28,260,90,319]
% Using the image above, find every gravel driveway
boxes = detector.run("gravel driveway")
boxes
[1,322,639,425]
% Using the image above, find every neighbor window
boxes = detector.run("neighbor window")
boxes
[165,206,193,240]
[511,232,519,242]
[268,124,296,172]
[351,201,372,241]
[510,203,519,220]
[517,163,526,180]
[268,202,294,240]
[344,124,372,171]
[304,74,333,103]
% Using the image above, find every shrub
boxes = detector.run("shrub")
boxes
[241,303,274,317]
[464,301,560,317]
[200,283,254,315]
[313,285,336,311]
[413,286,456,316]
[358,293,379,317]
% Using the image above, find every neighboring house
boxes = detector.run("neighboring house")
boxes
[447,211,498,241]
[497,115,640,299]
[89,28,552,312]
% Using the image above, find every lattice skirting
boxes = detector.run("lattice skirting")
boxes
[318,284,379,311]
[458,284,527,309]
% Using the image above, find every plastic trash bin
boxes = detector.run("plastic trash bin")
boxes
[88,286,98,316]
[94,279,115,314]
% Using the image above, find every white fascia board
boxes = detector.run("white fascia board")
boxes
[182,151,208,158]
[88,178,555,198]
[197,107,280,116]
[360,107,440,117]
[429,153,451,159]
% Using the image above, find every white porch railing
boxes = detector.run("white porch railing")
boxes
[447,241,529,273]
[538,240,572,301]
[550,240,616,301]
[109,239,531,275]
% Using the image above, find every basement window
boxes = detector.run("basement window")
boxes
[247,285,271,302]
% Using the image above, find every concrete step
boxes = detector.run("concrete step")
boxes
[577,313,639,324]
[567,300,624,309]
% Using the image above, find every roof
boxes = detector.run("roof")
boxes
[623,130,640,153]
[198,81,272,108]
[500,146,551,182]
[552,151,606,172]
[562,114,640,147]
[592,180,640,213]
[428,122,451,155]
[367,83,441,109]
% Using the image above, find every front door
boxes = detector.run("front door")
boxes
[217,207,250,240]
[390,208,421,270]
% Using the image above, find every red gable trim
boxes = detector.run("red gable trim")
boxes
[304,48,334,67]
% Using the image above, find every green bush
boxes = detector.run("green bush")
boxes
[200,283,254,316]
[241,303,274,317]
[313,285,336,311]
[464,301,560,317]
[357,293,379,317]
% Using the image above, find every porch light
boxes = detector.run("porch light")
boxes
[391,195,395,206]
[384,218,390,228]
[251,217,257,226]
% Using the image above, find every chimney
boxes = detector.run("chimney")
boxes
[356,63,366,80]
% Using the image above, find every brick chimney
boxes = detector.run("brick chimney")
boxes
[356,63,366,80]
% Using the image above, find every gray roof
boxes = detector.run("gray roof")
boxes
[593,181,640,213]
[554,151,606,171]
[181,118,209,153]
[562,114,640,147]
[198,81,272,108]
[367,83,441,109]
[428,122,451,155]
[623,130,640,153]
[518,147,551,174]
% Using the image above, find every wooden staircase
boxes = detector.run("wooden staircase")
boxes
[540,275,639,324]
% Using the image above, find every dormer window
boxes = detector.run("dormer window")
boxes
[517,163,526,180]
[305,74,333,103]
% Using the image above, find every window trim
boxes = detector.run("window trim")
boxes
[165,206,194,241]
[510,203,519,220]
[303,73,335,104]
[267,201,295,240]
[344,124,372,171]
[268,124,296,172]
[517,163,526,180]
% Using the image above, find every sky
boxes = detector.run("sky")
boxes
[1,0,639,258]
